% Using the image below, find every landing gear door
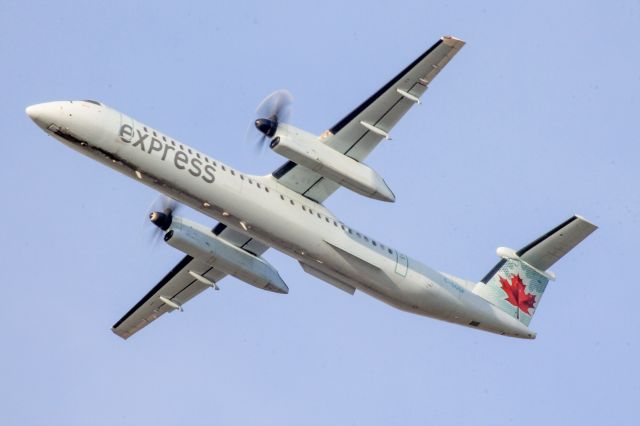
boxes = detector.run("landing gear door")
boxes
[395,251,409,277]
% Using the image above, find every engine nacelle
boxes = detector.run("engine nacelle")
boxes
[271,124,395,202]
[164,217,289,294]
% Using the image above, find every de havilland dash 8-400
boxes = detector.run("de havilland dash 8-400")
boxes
[26,36,596,340]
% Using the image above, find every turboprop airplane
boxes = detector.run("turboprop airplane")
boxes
[26,36,596,340]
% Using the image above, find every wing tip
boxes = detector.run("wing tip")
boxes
[573,214,598,231]
[111,327,130,340]
[441,35,466,47]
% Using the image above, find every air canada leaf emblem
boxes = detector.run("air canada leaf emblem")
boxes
[498,274,536,316]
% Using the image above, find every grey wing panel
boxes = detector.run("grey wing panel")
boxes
[272,162,340,203]
[273,36,465,203]
[113,223,271,339]
[213,223,270,256]
[517,215,598,271]
[112,255,226,339]
[325,36,464,157]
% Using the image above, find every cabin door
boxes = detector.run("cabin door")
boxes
[395,252,408,277]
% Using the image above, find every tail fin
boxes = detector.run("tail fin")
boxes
[473,215,597,326]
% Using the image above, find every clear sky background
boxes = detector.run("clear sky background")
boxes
[1,1,638,425]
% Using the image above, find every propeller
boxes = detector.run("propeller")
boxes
[248,89,293,152]
[145,195,180,246]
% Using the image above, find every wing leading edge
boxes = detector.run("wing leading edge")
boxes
[112,224,270,339]
[273,35,465,203]
[112,255,221,339]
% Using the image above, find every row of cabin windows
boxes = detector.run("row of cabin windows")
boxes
[141,126,220,167]
[135,132,397,258]
[218,165,278,197]
[237,174,268,192]
[265,176,394,255]
[214,161,396,256]
[219,163,396,256]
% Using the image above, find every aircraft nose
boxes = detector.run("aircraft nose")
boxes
[26,103,42,120]
[26,102,54,129]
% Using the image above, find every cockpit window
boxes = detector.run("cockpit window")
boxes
[82,100,101,106]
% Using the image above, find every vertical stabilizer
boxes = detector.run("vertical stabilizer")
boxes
[473,216,597,326]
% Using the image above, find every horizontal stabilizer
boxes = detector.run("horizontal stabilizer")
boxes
[516,215,597,271]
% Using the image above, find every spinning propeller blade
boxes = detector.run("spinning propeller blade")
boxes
[144,195,181,246]
[246,89,293,152]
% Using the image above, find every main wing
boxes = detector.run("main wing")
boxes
[273,35,465,203]
[112,224,269,339]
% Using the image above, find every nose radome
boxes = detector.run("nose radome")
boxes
[26,102,56,129]
[26,103,43,120]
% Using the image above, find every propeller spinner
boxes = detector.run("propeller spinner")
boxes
[250,89,293,150]
[146,195,180,245]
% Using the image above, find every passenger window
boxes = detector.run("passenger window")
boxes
[230,170,235,176]
[317,213,321,219]
[171,140,176,146]
[280,195,285,200]
[348,229,353,234]
[213,161,217,166]
[356,232,361,238]
[333,221,338,226]
[257,183,261,189]
[341,225,346,231]
[144,126,148,132]
[364,236,369,242]
[240,174,244,180]
[325,217,330,223]
[153,131,157,137]
[388,248,393,254]
[188,148,192,155]
[290,200,294,206]
[196,152,201,159]
[221,165,226,171]
[265,187,269,193]
[308,208,313,214]
[372,241,377,246]
[162,136,167,142]
[180,144,185,150]
[302,205,306,211]
[249,179,253,184]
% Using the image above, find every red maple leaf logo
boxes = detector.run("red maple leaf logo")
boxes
[498,274,537,317]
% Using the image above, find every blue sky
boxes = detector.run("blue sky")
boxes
[2,1,639,425]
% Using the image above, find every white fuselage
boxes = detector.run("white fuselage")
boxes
[27,100,535,339]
